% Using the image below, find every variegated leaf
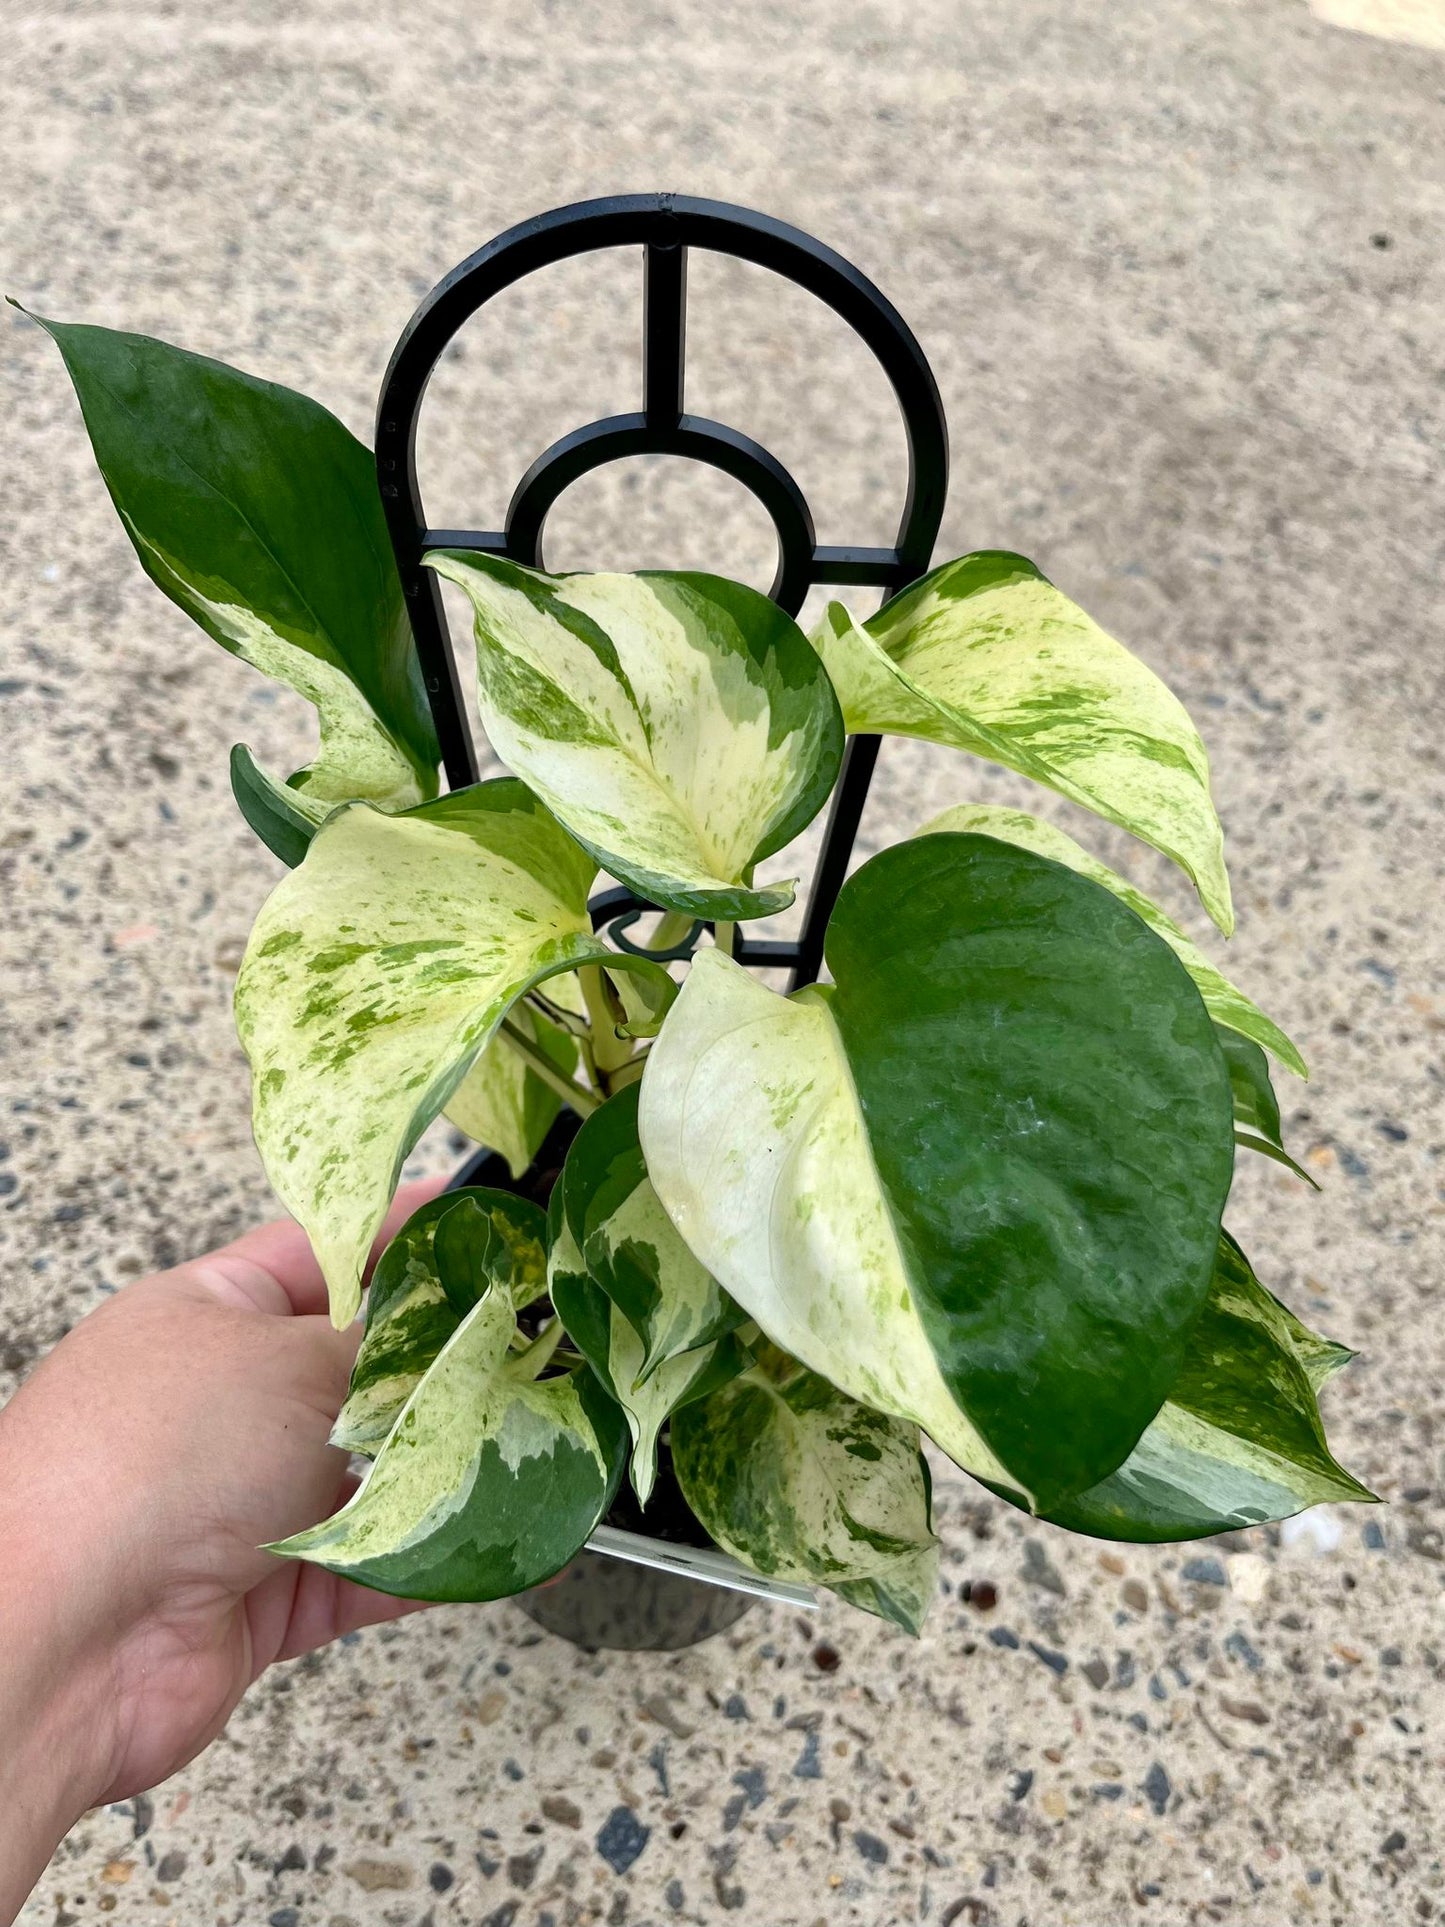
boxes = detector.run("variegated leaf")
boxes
[814,552,1232,932]
[641,834,1235,1512]
[671,1344,941,1635]
[445,987,583,1180]
[1036,1234,1373,1540]
[916,803,1303,1077]
[271,1279,627,1601]
[548,1085,750,1504]
[234,779,674,1327]
[1215,1028,1318,1186]
[331,1189,550,1456]
[426,554,844,920]
[28,313,439,848]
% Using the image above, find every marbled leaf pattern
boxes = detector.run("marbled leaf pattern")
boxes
[672,1343,941,1634]
[234,779,671,1326]
[272,1279,626,1601]
[331,1189,550,1455]
[427,554,844,921]
[814,551,1232,932]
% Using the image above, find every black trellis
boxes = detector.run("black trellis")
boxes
[375,191,949,991]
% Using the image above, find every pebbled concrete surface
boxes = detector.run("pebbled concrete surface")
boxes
[2,1,1443,1921]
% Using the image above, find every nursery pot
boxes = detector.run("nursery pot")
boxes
[449,1121,756,1653]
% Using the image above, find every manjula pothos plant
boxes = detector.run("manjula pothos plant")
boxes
[28,307,1374,1635]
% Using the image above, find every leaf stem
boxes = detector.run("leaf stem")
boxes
[507,1317,565,1382]
[714,922,737,958]
[498,1017,601,1116]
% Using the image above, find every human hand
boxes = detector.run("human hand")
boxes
[0,1181,442,1921]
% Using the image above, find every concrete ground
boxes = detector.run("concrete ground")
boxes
[2,1,1443,1921]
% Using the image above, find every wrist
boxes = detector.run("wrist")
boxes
[0,1472,120,1920]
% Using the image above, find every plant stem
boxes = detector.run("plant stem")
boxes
[714,921,737,958]
[498,1017,601,1116]
[507,1317,565,1382]
[579,965,636,1076]
[649,909,696,952]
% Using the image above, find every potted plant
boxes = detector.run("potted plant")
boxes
[23,305,1372,1650]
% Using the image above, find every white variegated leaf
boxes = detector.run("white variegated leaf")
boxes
[331,1189,550,1455]
[671,1343,941,1634]
[1037,1234,1374,1541]
[916,803,1303,1077]
[638,948,1018,1493]
[640,835,1235,1514]
[814,551,1233,932]
[32,315,439,858]
[548,1086,750,1504]
[271,1280,627,1601]
[426,554,844,921]
[234,779,672,1327]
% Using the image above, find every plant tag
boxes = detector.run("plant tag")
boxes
[584,1524,818,1607]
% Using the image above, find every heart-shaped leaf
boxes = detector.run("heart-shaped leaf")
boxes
[548,1085,751,1504]
[332,1189,550,1456]
[641,833,1236,1512]
[27,313,439,836]
[234,779,674,1326]
[671,1343,941,1635]
[1034,1233,1373,1540]
[427,555,844,921]
[814,552,1232,932]
[916,804,1303,1076]
[272,1276,627,1602]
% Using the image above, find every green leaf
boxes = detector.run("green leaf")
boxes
[331,1188,549,1455]
[815,552,1232,933]
[426,554,844,921]
[27,311,439,817]
[641,832,1236,1513]
[233,778,674,1327]
[1035,1233,1374,1540]
[671,1344,941,1634]
[916,803,1304,1077]
[1215,1027,1318,1187]
[229,743,330,868]
[272,1279,627,1602]
[548,1085,750,1504]
[445,993,582,1180]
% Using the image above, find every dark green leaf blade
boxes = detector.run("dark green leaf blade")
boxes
[29,312,438,795]
[1037,1233,1374,1541]
[277,1281,627,1602]
[825,832,1236,1511]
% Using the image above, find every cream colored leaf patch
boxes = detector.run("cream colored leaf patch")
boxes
[236,779,638,1327]
[445,978,585,1179]
[427,554,843,921]
[548,1084,750,1504]
[272,1280,626,1601]
[637,948,1018,1493]
[814,551,1233,932]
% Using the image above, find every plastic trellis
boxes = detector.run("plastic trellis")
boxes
[374,191,950,992]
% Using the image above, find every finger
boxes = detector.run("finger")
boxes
[208,1174,450,1319]
[274,1561,435,1664]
